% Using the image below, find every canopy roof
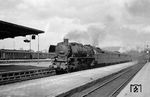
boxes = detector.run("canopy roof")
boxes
[0,20,44,39]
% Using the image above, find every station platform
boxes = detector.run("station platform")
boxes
[0,61,137,97]
[117,62,150,97]
[0,59,52,67]
[0,59,52,63]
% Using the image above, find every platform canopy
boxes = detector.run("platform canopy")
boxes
[0,20,44,39]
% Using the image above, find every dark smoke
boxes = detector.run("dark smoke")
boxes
[65,25,106,46]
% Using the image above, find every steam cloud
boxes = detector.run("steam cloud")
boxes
[65,25,106,46]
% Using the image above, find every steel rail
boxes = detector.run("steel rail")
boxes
[81,68,131,97]
[81,64,144,97]
[108,64,144,97]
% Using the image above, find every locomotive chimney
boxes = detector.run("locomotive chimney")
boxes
[64,38,69,45]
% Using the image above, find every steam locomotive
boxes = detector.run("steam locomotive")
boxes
[49,39,131,73]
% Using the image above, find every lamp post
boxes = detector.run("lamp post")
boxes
[30,36,31,51]
[37,34,39,64]
[24,35,39,61]
[24,37,31,59]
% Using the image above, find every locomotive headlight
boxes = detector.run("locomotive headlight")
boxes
[146,50,149,54]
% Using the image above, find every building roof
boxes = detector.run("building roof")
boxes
[0,20,44,39]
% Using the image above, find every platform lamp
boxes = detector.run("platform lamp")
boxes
[24,35,39,62]
[30,34,37,60]
[32,34,36,40]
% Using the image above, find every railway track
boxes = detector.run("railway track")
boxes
[0,61,132,85]
[0,61,144,86]
[70,62,145,97]
[0,68,55,85]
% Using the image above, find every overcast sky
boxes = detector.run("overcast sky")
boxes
[0,0,150,52]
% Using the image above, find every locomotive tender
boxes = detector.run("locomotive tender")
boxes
[49,39,131,73]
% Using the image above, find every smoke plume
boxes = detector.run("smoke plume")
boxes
[65,24,106,46]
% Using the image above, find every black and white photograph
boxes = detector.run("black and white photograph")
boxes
[0,0,149,97]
